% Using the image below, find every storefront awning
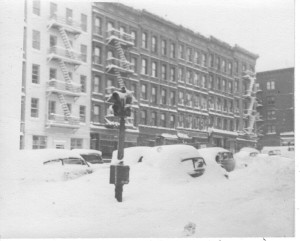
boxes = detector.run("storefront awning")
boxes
[177,133,192,139]
[160,133,178,139]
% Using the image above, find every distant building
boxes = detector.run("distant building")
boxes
[90,2,259,156]
[256,68,294,147]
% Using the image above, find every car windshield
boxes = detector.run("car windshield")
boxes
[80,154,102,163]
[63,158,84,165]
[220,152,233,159]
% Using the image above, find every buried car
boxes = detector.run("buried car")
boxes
[142,144,207,179]
[11,149,93,182]
[198,147,236,172]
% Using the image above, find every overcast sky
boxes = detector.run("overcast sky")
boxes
[117,0,294,72]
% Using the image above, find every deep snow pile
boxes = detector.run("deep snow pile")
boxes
[0,149,295,238]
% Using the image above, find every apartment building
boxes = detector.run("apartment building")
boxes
[256,68,294,147]
[21,0,92,149]
[90,2,259,156]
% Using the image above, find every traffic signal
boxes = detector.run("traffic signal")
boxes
[107,91,123,117]
[106,87,134,118]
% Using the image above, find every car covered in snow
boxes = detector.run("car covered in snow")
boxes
[197,147,235,172]
[71,149,103,164]
[239,147,260,157]
[142,144,207,179]
[11,149,93,182]
[111,146,152,165]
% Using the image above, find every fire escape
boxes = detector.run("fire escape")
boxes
[242,70,258,135]
[46,15,83,129]
[105,28,136,128]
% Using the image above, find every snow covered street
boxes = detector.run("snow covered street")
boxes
[0,153,295,238]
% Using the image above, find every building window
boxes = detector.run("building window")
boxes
[186,93,192,107]
[194,94,199,108]
[151,62,158,77]
[71,138,83,149]
[170,67,176,82]
[161,40,167,55]
[267,110,276,120]
[142,32,148,49]
[161,89,167,105]
[141,84,147,100]
[228,62,233,75]
[170,43,175,58]
[131,57,138,72]
[186,116,192,129]
[228,81,233,93]
[131,30,137,46]
[221,59,226,72]
[216,57,220,70]
[202,96,207,110]
[66,8,73,25]
[151,36,157,53]
[209,54,214,67]
[202,53,207,67]
[267,81,275,90]
[151,86,157,104]
[93,75,101,93]
[49,35,57,48]
[49,68,56,80]
[106,79,114,94]
[267,125,276,134]
[187,70,192,84]
[170,115,175,128]
[178,67,183,82]
[187,48,192,62]
[142,58,148,75]
[94,17,102,35]
[32,136,47,149]
[179,44,184,59]
[178,114,184,128]
[93,105,101,123]
[170,91,176,105]
[179,91,184,105]
[81,14,87,32]
[234,79,239,92]
[242,64,247,72]
[202,75,207,88]
[80,75,86,93]
[48,100,56,120]
[267,96,275,105]
[93,46,101,64]
[161,113,166,127]
[80,106,86,123]
[31,98,39,118]
[209,75,214,89]
[32,30,40,50]
[33,0,40,16]
[50,2,57,18]
[81,44,87,62]
[195,51,200,65]
[161,64,167,80]
[222,79,227,92]
[140,110,147,125]
[32,64,40,84]
[151,112,157,126]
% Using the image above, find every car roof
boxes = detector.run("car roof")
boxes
[71,149,102,155]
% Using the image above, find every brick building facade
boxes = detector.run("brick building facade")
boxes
[256,68,294,147]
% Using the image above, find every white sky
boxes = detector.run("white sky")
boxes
[117,0,294,72]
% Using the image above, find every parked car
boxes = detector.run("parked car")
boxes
[71,149,103,164]
[13,149,93,182]
[198,147,236,172]
[111,146,152,165]
[142,144,207,179]
[239,147,260,157]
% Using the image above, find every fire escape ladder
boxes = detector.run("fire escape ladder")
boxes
[114,40,130,70]
[58,27,75,59]
[58,60,74,91]
[57,93,71,119]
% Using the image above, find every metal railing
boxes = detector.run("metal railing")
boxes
[49,15,82,31]
[106,57,133,72]
[47,79,81,94]
[107,28,134,44]
[47,113,80,127]
[48,46,82,61]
